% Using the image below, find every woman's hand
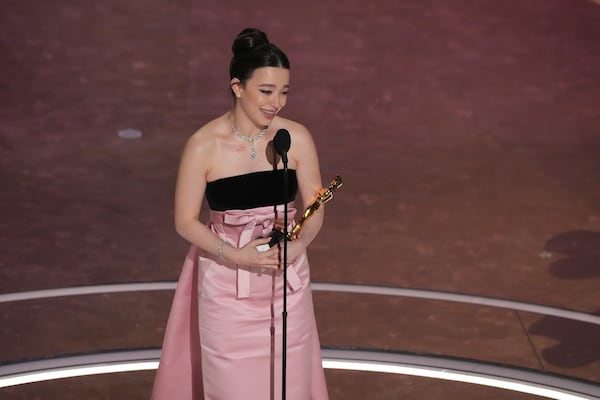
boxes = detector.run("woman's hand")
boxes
[225,237,307,270]
[281,239,307,267]
[227,237,281,270]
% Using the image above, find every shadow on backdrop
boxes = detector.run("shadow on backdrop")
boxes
[528,230,600,368]
[545,230,600,279]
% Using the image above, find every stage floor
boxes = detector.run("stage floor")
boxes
[1,0,599,398]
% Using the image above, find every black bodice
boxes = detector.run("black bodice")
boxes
[205,170,298,211]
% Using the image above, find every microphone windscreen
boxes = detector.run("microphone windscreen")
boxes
[273,129,291,156]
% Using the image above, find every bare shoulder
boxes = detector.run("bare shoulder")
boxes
[274,116,314,146]
[183,115,227,156]
[178,115,231,183]
[273,116,319,171]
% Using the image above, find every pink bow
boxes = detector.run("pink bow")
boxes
[209,205,303,298]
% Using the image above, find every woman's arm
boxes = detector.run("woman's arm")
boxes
[285,123,325,261]
[174,130,280,269]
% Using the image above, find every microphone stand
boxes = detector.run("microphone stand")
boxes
[281,155,289,400]
[271,128,291,400]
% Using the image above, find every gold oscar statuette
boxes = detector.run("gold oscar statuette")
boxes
[266,175,343,247]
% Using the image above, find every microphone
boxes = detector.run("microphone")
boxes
[274,129,291,164]
[255,128,293,252]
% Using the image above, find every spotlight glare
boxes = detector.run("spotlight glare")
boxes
[117,129,143,139]
[323,360,595,400]
[1,357,597,400]
[0,361,158,388]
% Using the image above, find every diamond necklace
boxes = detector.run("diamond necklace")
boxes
[228,113,268,160]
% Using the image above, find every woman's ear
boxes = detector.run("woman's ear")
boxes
[231,78,242,98]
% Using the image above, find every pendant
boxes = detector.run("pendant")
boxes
[250,142,258,159]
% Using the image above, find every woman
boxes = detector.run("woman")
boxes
[152,28,330,400]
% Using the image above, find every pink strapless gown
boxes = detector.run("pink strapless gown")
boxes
[151,205,329,400]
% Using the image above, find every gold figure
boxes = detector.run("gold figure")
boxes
[287,174,343,240]
[267,175,343,249]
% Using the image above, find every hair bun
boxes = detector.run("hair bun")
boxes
[232,28,269,57]
[228,27,289,87]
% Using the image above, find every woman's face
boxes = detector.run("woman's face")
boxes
[234,66,290,128]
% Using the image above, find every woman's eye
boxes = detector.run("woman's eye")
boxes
[260,90,272,95]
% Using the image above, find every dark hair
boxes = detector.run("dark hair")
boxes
[229,28,290,89]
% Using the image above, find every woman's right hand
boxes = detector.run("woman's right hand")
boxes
[227,237,281,270]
